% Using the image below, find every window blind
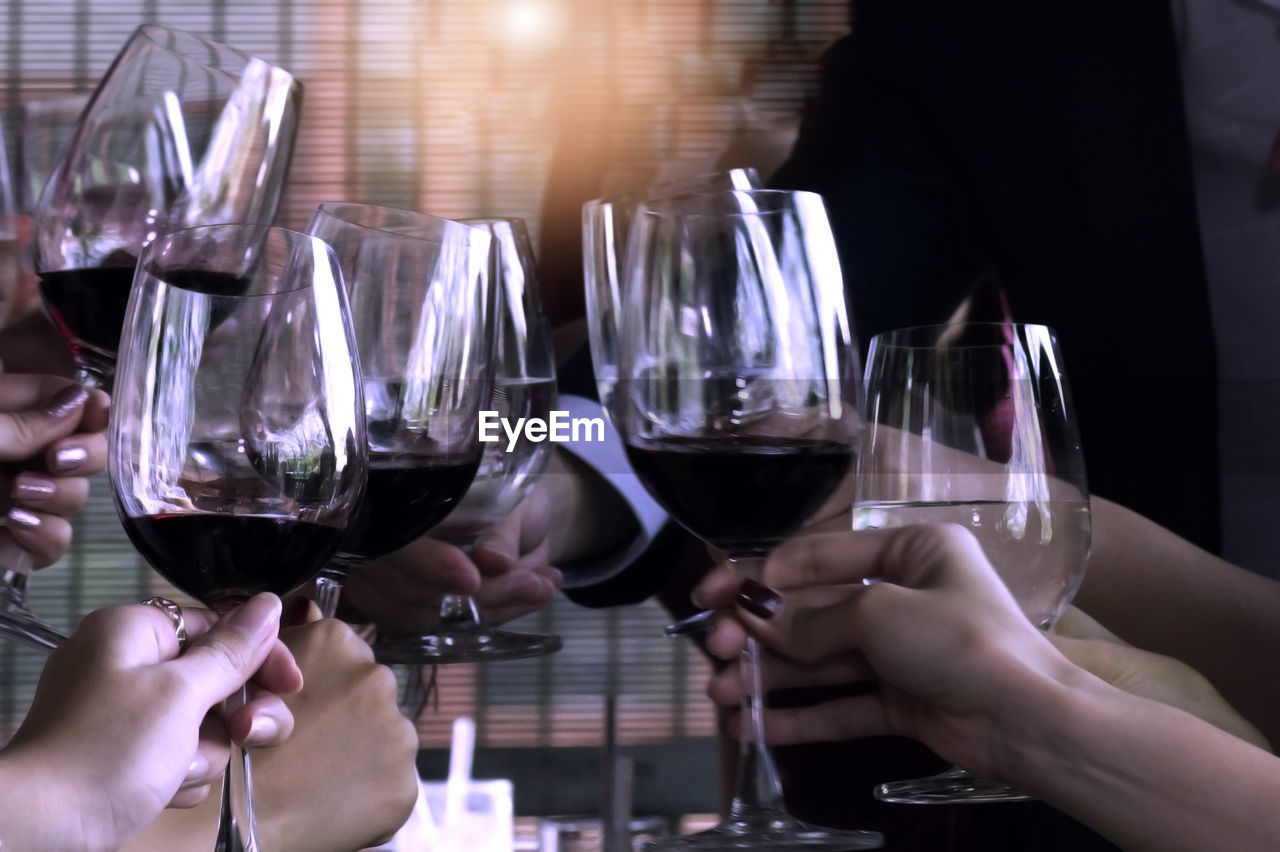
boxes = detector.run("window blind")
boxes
[0,0,850,763]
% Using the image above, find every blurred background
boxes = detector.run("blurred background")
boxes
[0,0,848,823]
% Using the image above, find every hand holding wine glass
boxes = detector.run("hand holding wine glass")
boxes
[110,223,366,852]
[0,593,300,852]
[614,188,880,850]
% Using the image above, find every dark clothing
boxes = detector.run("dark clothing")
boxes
[775,0,1220,555]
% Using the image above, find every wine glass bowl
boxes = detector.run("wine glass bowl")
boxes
[303,202,496,618]
[856,321,1091,802]
[582,167,761,422]
[34,24,301,390]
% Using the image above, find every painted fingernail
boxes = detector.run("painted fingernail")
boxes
[53,446,89,473]
[735,579,783,620]
[243,715,279,747]
[44,384,89,418]
[184,754,209,784]
[12,477,56,502]
[5,507,41,530]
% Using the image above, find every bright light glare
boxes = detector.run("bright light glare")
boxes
[502,0,565,48]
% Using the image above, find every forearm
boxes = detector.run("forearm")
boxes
[1000,668,1280,852]
[1076,495,1280,743]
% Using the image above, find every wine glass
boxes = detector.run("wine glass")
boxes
[583,168,760,422]
[615,189,881,850]
[855,322,1091,804]
[33,24,301,390]
[303,202,496,619]
[374,216,562,665]
[110,223,366,852]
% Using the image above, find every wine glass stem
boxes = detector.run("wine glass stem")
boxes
[216,686,259,852]
[312,567,345,619]
[438,593,484,631]
[71,361,109,391]
[725,556,787,824]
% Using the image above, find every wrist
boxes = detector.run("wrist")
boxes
[0,744,104,852]
[980,650,1104,786]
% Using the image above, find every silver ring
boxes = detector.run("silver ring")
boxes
[140,596,189,651]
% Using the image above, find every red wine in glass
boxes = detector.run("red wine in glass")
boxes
[341,450,484,561]
[120,514,346,607]
[624,436,853,555]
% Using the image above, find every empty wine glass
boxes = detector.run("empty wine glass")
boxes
[34,24,301,389]
[374,217,562,664]
[110,223,366,852]
[615,189,881,850]
[304,202,495,620]
[856,322,1091,804]
[583,168,760,421]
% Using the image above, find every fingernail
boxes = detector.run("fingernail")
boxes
[53,446,89,473]
[5,507,41,530]
[282,594,312,628]
[184,754,209,784]
[243,715,279,747]
[735,579,783,620]
[689,588,706,608]
[225,593,282,643]
[44,384,89,418]
[13,477,56,502]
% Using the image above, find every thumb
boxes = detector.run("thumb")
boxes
[173,593,283,708]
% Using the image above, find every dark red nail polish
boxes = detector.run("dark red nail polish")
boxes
[736,579,783,619]
[282,595,311,628]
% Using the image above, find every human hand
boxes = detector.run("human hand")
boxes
[695,525,1076,776]
[1050,606,1268,750]
[0,373,110,566]
[0,594,300,852]
[343,485,561,636]
[253,603,421,851]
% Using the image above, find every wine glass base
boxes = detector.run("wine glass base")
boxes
[644,819,882,851]
[0,600,67,651]
[875,767,1031,804]
[374,628,563,665]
